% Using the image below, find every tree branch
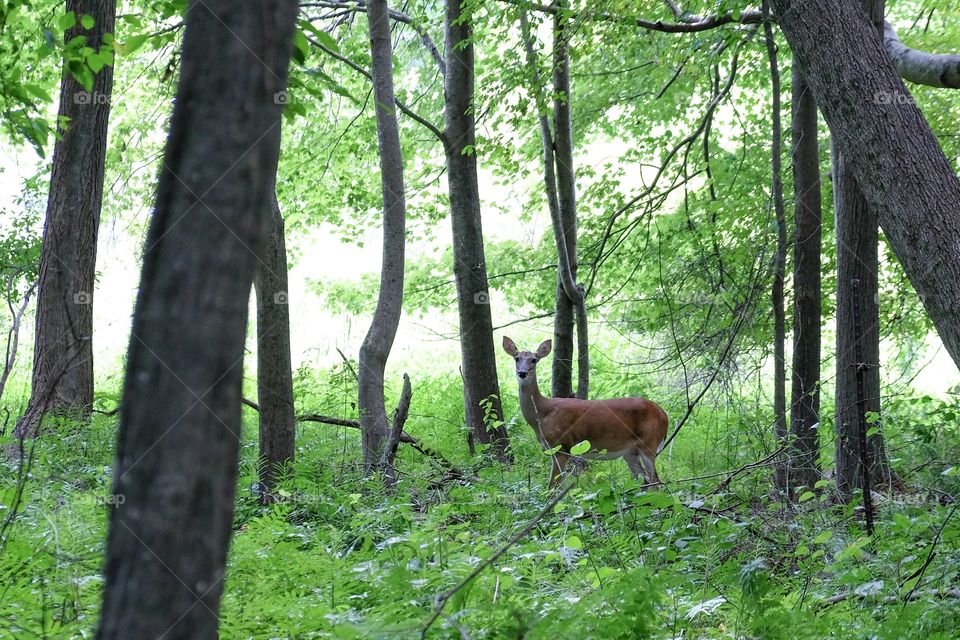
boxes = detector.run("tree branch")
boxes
[301,1,446,74]
[500,0,762,32]
[306,36,446,142]
[883,21,960,88]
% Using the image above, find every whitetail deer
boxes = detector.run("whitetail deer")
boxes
[503,336,668,488]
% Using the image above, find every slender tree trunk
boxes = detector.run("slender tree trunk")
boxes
[767,0,960,373]
[552,287,575,397]
[833,0,898,499]
[14,0,115,439]
[788,67,822,491]
[551,4,588,400]
[359,0,407,477]
[520,9,588,400]
[255,190,296,498]
[443,0,510,459]
[96,2,297,638]
[764,8,789,493]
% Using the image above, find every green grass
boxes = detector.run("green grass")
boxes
[1,371,959,639]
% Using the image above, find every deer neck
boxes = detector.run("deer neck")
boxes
[518,371,551,444]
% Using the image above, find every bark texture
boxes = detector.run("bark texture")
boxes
[764,10,789,493]
[96,2,297,638]
[832,0,897,499]
[255,191,297,497]
[14,0,115,438]
[550,5,588,400]
[359,0,407,476]
[788,67,822,491]
[443,0,510,459]
[768,0,960,372]
[883,21,960,89]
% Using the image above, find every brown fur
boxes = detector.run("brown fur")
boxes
[503,336,668,488]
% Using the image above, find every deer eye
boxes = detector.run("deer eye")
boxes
[514,357,519,362]
[532,358,538,363]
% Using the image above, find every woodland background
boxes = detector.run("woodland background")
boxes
[0,0,959,637]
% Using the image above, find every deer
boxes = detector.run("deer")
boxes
[502,336,668,489]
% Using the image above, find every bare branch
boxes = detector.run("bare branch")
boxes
[500,0,762,33]
[306,35,446,142]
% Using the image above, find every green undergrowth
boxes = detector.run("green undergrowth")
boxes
[1,374,959,639]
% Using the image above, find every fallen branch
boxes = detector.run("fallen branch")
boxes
[821,587,960,606]
[242,396,462,475]
[383,373,412,474]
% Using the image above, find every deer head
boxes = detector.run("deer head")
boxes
[502,336,551,386]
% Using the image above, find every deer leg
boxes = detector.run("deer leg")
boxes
[549,449,570,488]
[624,451,647,481]
[637,448,661,486]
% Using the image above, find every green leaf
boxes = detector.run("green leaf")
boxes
[813,530,833,544]
[564,535,583,550]
[23,84,52,102]
[59,11,76,31]
[570,440,591,456]
[299,18,339,53]
[798,491,816,503]
[80,14,95,29]
[119,34,148,55]
[866,426,880,438]
[292,28,309,65]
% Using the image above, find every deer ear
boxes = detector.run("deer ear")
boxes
[502,336,519,357]
[536,339,552,358]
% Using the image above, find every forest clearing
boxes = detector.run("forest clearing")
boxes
[1,0,960,638]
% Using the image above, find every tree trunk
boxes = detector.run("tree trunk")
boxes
[255,191,296,499]
[443,0,510,460]
[788,67,822,491]
[519,8,588,400]
[832,0,898,499]
[551,4,588,400]
[764,9,789,494]
[359,0,407,478]
[14,0,115,439]
[95,2,297,638]
[767,0,960,373]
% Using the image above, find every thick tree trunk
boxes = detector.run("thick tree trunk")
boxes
[764,11,789,493]
[359,0,407,477]
[833,0,897,499]
[443,0,510,459]
[788,67,822,491]
[95,2,297,638]
[834,146,894,496]
[767,0,960,372]
[551,5,588,400]
[14,0,115,439]
[255,191,297,498]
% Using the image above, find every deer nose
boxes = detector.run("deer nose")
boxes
[518,371,528,379]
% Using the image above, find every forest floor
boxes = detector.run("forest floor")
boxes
[1,373,959,639]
